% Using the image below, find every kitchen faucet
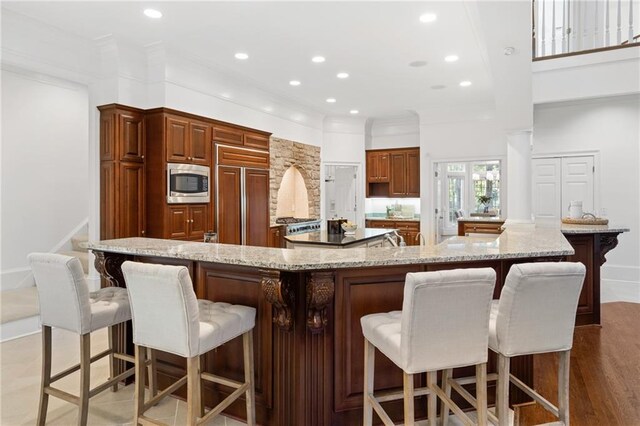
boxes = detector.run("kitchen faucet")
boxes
[415,232,426,246]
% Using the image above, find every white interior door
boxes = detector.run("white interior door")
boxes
[562,156,595,216]
[532,158,562,222]
[324,164,358,223]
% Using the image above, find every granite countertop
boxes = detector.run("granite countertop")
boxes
[88,225,576,272]
[560,223,630,234]
[457,217,505,223]
[285,228,392,246]
[365,217,420,222]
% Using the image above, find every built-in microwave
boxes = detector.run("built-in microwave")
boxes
[167,163,210,204]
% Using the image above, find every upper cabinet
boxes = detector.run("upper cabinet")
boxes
[213,125,270,150]
[166,115,211,166]
[366,151,390,183]
[99,106,145,163]
[366,148,420,198]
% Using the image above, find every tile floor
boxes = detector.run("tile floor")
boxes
[0,328,245,425]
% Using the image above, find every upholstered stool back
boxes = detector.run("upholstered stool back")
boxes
[400,268,496,373]
[122,261,201,358]
[28,253,91,334]
[494,262,586,357]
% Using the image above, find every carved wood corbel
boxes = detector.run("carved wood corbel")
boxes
[599,234,620,266]
[306,271,335,333]
[260,269,294,330]
[93,251,128,288]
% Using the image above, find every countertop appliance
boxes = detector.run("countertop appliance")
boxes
[275,217,322,235]
[327,218,347,234]
[167,163,210,204]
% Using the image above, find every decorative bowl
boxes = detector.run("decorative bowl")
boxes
[341,223,357,234]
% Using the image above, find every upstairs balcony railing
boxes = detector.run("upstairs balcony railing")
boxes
[533,0,640,59]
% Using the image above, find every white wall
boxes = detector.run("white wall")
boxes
[418,107,508,241]
[366,114,420,150]
[533,95,640,302]
[322,117,366,226]
[1,68,89,289]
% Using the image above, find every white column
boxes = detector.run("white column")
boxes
[506,131,533,223]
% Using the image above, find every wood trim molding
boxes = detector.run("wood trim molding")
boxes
[533,42,640,61]
[93,251,129,288]
[260,269,294,330]
[598,233,620,266]
[306,271,335,333]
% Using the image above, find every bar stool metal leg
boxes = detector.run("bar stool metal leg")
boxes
[403,372,415,426]
[187,355,202,426]
[78,333,91,426]
[37,325,52,426]
[243,331,256,426]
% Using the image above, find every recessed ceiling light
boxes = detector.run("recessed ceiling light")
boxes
[431,85,446,90]
[234,52,249,60]
[289,80,301,86]
[143,8,162,19]
[409,60,428,67]
[337,72,349,79]
[419,13,437,23]
[326,98,336,103]
[312,56,326,63]
[444,55,459,62]
[459,81,472,87]
[350,110,359,114]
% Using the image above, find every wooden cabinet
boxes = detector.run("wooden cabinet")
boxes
[366,152,390,182]
[167,204,209,241]
[564,234,595,323]
[217,165,270,247]
[457,219,505,236]
[100,104,271,243]
[269,225,286,248]
[166,115,211,166]
[365,220,420,246]
[366,148,419,198]
[98,105,146,239]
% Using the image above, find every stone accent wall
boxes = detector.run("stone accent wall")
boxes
[270,137,321,222]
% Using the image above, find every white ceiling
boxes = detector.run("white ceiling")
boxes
[2,1,506,118]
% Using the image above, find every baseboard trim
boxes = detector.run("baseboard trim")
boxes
[0,316,41,343]
[601,279,640,303]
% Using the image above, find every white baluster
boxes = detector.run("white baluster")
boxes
[582,0,588,49]
[542,0,547,56]
[617,0,622,44]
[605,0,610,46]
[567,0,573,52]
[594,0,599,48]
[562,0,567,53]
[629,0,634,43]
[552,0,557,54]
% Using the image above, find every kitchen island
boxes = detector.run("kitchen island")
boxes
[284,228,393,249]
[89,224,626,426]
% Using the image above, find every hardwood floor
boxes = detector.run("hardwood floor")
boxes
[516,302,640,426]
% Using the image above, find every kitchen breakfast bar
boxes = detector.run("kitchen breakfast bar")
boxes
[88,224,627,425]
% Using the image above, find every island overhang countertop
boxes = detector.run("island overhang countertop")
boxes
[88,226,578,272]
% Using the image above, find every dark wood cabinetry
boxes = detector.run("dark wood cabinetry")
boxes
[166,115,211,166]
[366,148,420,198]
[100,104,271,243]
[457,219,506,236]
[269,225,286,248]
[365,219,421,246]
[98,105,146,239]
[167,204,209,241]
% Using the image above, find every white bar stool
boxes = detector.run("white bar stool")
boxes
[121,261,257,426]
[28,253,143,426]
[361,268,496,426]
[489,262,586,426]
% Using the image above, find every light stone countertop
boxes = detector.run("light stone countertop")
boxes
[88,226,576,272]
[365,217,420,222]
[560,223,630,234]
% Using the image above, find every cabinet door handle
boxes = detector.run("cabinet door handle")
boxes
[141,230,145,235]
[141,155,145,159]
